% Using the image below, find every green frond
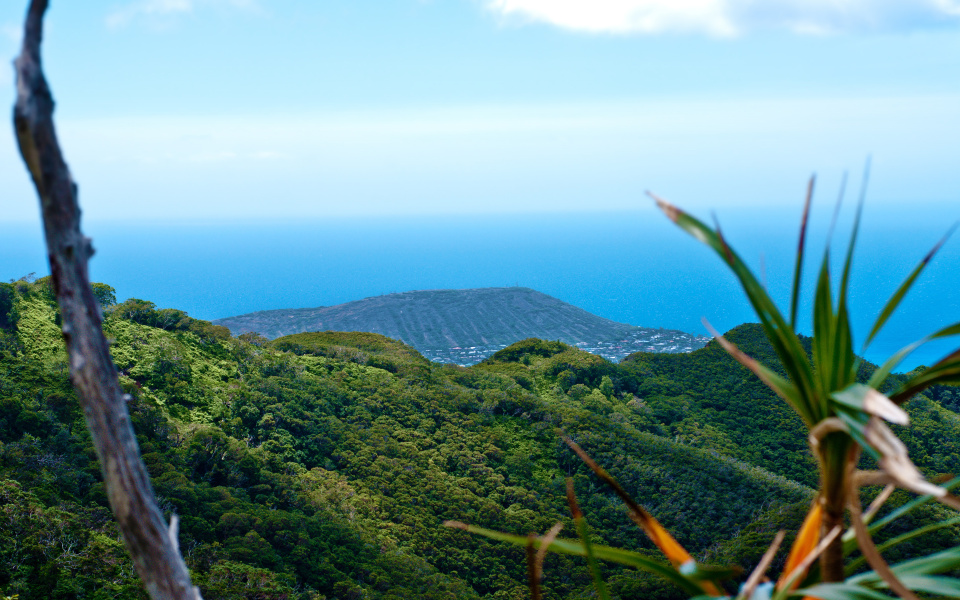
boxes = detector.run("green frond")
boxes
[445,521,707,596]
[890,348,960,405]
[863,223,957,351]
[794,583,892,600]
[653,193,817,418]
[845,516,960,574]
[789,176,815,328]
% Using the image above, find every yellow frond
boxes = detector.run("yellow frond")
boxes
[777,501,823,591]
[642,515,727,596]
[645,515,693,566]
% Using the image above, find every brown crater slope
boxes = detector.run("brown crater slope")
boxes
[213,287,646,349]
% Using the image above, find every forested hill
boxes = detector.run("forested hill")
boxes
[3,278,960,600]
[213,287,708,363]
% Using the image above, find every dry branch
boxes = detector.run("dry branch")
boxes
[12,1,200,598]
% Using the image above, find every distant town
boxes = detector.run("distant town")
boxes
[419,327,711,365]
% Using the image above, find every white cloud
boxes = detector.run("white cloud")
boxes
[32,95,957,221]
[488,0,737,36]
[485,0,960,36]
[106,0,260,29]
[106,0,192,29]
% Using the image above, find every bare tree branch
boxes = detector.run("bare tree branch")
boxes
[12,2,200,598]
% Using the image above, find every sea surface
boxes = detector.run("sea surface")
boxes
[2,206,958,371]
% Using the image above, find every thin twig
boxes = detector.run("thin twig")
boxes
[535,522,564,584]
[739,530,785,600]
[862,485,895,525]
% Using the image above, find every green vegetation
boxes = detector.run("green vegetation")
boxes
[460,188,960,600]
[645,186,960,598]
[1,273,958,599]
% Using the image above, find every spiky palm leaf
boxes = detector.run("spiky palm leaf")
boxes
[451,177,960,600]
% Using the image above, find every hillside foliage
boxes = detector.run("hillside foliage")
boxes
[1,279,958,599]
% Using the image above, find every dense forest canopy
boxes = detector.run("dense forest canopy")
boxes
[2,277,959,599]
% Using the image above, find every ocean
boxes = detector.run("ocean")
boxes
[2,205,958,371]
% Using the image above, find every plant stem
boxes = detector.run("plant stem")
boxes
[818,433,855,582]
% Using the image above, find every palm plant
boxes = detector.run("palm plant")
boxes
[450,174,960,599]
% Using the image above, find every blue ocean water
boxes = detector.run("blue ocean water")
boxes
[2,206,958,371]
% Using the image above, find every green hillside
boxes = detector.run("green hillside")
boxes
[1,279,958,599]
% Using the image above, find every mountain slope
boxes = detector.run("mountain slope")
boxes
[5,281,959,599]
[213,287,707,363]
[0,281,816,599]
[214,287,633,344]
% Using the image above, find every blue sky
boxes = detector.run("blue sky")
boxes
[1,1,958,223]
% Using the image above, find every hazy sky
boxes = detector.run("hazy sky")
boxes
[1,1,959,222]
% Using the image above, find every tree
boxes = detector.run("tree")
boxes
[12,1,200,598]
[599,375,614,398]
[91,282,117,308]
